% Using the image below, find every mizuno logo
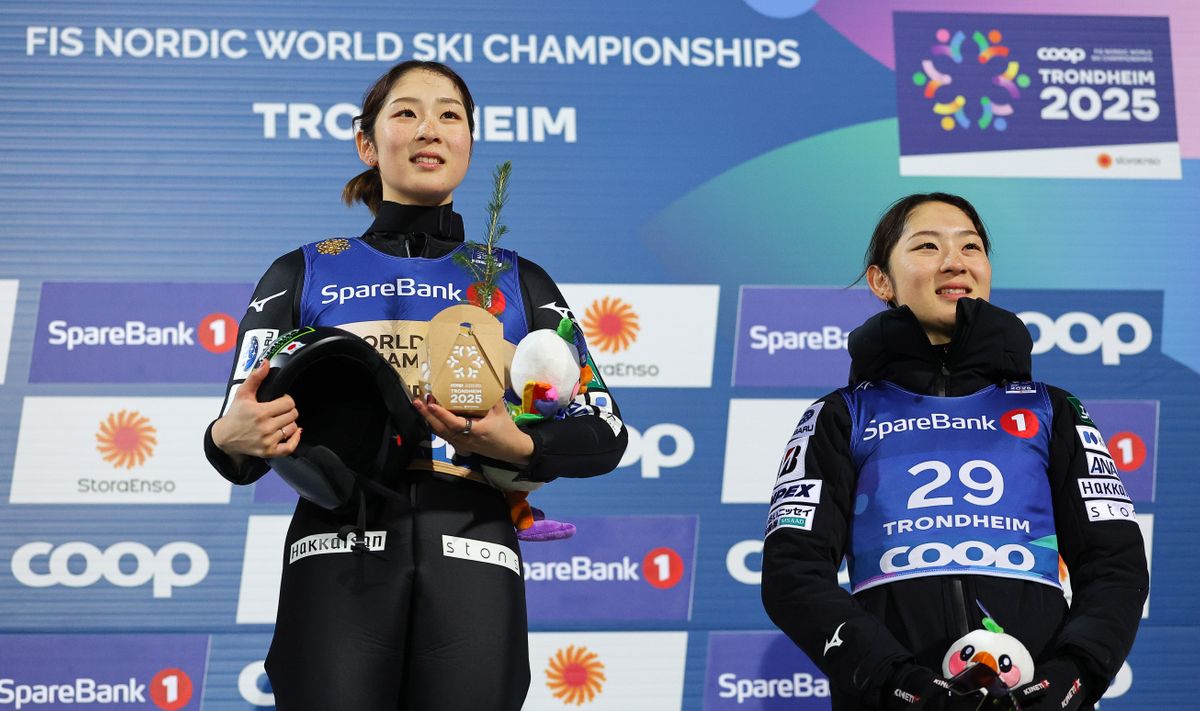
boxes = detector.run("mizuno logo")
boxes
[248,290,287,313]
[540,301,574,321]
[823,622,846,656]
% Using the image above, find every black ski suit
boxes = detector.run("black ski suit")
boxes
[761,298,1148,710]
[204,202,627,711]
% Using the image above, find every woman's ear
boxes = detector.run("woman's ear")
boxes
[355,131,377,167]
[866,264,893,305]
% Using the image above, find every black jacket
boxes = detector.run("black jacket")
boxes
[204,201,627,486]
[761,298,1148,710]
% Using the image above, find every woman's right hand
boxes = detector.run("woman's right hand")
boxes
[210,359,302,458]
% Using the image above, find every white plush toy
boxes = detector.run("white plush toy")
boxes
[942,615,1035,689]
[509,323,587,417]
[479,317,594,541]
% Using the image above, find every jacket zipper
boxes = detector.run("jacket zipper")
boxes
[949,578,970,639]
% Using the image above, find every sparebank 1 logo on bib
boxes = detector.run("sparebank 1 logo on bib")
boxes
[558,284,719,388]
[894,12,1180,179]
[30,282,252,383]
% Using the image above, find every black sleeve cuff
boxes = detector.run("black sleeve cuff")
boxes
[204,419,269,485]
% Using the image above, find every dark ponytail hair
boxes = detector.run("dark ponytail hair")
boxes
[342,61,476,215]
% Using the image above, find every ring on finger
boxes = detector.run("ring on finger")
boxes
[461,418,473,436]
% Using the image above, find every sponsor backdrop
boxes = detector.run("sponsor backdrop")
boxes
[0,0,1196,708]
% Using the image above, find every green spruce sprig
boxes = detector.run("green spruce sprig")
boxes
[454,160,513,308]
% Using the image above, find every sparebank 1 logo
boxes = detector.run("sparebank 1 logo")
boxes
[96,410,157,469]
[912,27,1031,133]
[546,645,606,705]
[583,296,639,353]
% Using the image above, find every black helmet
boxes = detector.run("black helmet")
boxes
[256,326,424,510]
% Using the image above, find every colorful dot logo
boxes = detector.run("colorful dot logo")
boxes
[96,409,158,469]
[912,28,1031,132]
[1098,153,1113,168]
[546,645,606,705]
[583,297,640,354]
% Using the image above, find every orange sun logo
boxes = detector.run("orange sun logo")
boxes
[545,645,606,706]
[96,410,158,469]
[583,297,639,354]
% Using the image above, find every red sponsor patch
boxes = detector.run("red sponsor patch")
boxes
[1001,408,1039,438]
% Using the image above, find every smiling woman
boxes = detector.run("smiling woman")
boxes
[761,193,1148,711]
[203,60,627,711]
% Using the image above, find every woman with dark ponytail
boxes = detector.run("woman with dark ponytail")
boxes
[204,61,627,710]
[761,194,1147,711]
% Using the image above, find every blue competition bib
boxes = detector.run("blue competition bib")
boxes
[299,238,529,477]
[843,381,1060,593]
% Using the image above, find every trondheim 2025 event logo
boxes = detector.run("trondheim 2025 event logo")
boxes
[911,27,1031,132]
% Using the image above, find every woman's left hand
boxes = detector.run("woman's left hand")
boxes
[413,396,534,467]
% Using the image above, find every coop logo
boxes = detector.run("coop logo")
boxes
[545,645,606,705]
[1036,46,1086,63]
[96,410,157,469]
[10,540,209,598]
[319,277,462,305]
[583,296,640,354]
[238,662,273,707]
[880,541,1035,574]
[1019,310,1152,365]
[618,423,694,478]
[911,26,1031,132]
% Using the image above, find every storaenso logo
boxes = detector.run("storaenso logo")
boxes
[1019,311,1151,365]
[320,278,462,306]
[1036,46,1086,63]
[11,541,209,598]
[881,541,1035,573]
[864,413,996,441]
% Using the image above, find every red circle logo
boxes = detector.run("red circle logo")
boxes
[198,313,238,354]
[1000,409,1039,438]
[642,547,684,589]
[1108,432,1146,471]
[149,668,193,710]
[1097,153,1113,168]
